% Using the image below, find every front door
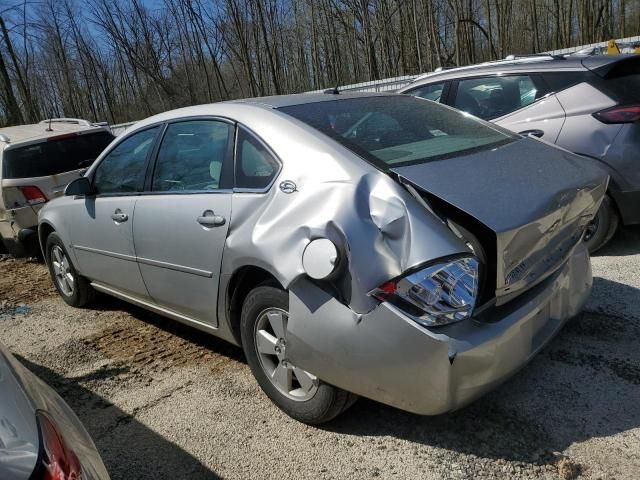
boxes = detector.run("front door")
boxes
[68,126,161,298]
[133,119,234,326]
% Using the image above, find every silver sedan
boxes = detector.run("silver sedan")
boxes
[38,93,607,424]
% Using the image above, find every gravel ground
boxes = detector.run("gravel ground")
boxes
[2,228,640,480]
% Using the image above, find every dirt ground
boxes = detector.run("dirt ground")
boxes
[1,229,640,480]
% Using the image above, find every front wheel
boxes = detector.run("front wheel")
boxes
[584,195,619,253]
[240,285,356,424]
[45,232,94,307]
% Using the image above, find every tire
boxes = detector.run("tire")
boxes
[240,285,356,424]
[584,195,619,254]
[45,232,94,307]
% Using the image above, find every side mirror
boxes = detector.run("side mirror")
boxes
[65,177,93,196]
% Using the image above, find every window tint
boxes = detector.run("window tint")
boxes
[454,75,539,120]
[408,83,445,102]
[2,131,114,179]
[235,128,279,189]
[93,127,159,194]
[152,120,232,192]
[541,72,587,94]
[280,96,515,169]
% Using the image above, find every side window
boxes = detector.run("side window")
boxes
[453,75,540,120]
[93,126,159,194]
[152,120,232,192]
[408,82,445,102]
[235,128,279,190]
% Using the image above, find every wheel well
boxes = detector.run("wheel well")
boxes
[227,266,283,345]
[38,223,55,254]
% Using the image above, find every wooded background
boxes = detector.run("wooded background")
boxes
[0,0,637,126]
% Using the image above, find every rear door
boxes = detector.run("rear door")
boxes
[67,126,160,297]
[450,74,566,142]
[132,119,235,326]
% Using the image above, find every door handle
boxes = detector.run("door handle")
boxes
[111,209,128,223]
[197,210,226,227]
[519,129,544,138]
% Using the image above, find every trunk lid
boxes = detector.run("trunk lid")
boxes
[391,137,607,303]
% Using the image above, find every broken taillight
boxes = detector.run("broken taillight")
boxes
[32,411,83,480]
[19,185,47,205]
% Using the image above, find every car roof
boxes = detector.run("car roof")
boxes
[0,121,106,146]
[406,54,637,86]
[230,91,392,109]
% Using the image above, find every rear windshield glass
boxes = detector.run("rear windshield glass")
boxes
[279,96,516,169]
[597,57,640,103]
[2,130,114,179]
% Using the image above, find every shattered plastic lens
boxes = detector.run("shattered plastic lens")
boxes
[371,256,479,327]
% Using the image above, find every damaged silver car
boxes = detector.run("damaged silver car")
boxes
[38,93,607,424]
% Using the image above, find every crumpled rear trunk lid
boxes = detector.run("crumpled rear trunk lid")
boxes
[391,138,608,303]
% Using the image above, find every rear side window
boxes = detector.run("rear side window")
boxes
[280,96,516,169]
[407,83,445,102]
[2,131,114,179]
[540,72,587,94]
[453,75,540,120]
[235,128,280,190]
[152,120,233,192]
[93,127,159,194]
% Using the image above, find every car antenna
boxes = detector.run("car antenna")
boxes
[45,116,53,132]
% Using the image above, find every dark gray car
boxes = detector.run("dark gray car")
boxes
[399,54,640,252]
[0,341,109,479]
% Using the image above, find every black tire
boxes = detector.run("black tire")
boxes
[240,285,356,424]
[45,232,94,307]
[585,195,619,254]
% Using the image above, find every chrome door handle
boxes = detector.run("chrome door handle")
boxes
[111,209,128,222]
[519,129,544,138]
[197,210,226,227]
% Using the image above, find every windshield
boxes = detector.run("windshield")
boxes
[2,130,114,179]
[279,96,517,169]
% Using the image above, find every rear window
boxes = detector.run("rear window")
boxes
[280,96,516,169]
[2,131,114,179]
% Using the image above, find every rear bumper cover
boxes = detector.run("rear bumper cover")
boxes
[287,244,591,415]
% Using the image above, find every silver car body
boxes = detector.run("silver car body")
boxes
[0,342,109,479]
[38,93,607,414]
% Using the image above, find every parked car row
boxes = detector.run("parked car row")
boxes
[0,53,637,479]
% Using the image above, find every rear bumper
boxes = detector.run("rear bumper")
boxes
[288,244,592,415]
[0,205,41,256]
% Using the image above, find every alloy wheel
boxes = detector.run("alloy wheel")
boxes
[254,307,319,401]
[51,245,75,297]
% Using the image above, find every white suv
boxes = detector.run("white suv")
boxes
[0,118,114,256]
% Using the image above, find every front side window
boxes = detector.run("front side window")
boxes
[453,75,540,120]
[280,96,516,169]
[152,120,232,192]
[93,126,159,194]
[235,128,279,189]
[2,131,114,179]
[407,82,445,102]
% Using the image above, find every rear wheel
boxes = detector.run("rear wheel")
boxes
[240,286,356,424]
[584,195,619,253]
[45,233,94,307]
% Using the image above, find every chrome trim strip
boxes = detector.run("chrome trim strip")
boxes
[73,244,136,262]
[136,256,213,278]
[91,282,219,333]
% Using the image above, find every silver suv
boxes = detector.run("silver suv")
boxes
[0,118,114,256]
[399,54,640,252]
